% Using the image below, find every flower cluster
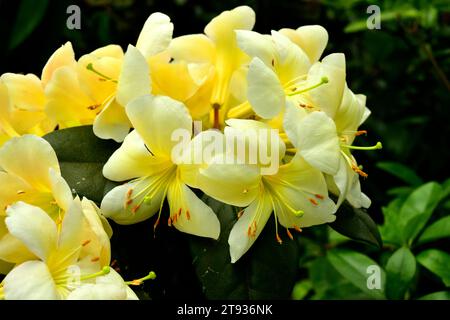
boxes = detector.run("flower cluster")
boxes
[0,5,380,298]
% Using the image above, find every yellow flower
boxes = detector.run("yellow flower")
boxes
[0,73,55,146]
[197,120,335,262]
[168,6,255,128]
[101,95,220,239]
[0,200,136,300]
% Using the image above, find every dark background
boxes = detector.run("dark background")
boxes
[0,0,448,299]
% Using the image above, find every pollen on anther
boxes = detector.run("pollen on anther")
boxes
[237,210,244,219]
[91,257,100,262]
[314,194,324,200]
[177,208,182,217]
[286,229,294,240]
[153,217,160,231]
[276,233,283,244]
[125,199,133,207]
[294,225,303,233]
[309,198,318,206]
[131,205,140,214]
[168,217,172,227]
[82,240,91,247]
[126,189,133,199]
[355,130,367,136]
[247,226,252,237]
[186,210,191,220]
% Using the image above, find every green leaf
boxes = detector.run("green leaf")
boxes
[418,291,450,300]
[327,249,386,299]
[380,197,406,246]
[400,182,443,245]
[417,249,450,286]
[189,195,299,299]
[292,280,312,300]
[376,162,423,186]
[344,9,421,33]
[43,126,120,204]
[329,201,382,248]
[308,256,374,300]
[385,247,416,299]
[8,0,49,50]
[417,216,450,245]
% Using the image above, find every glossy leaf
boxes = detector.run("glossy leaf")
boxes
[400,182,443,245]
[385,247,416,299]
[327,249,386,299]
[43,125,120,203]
[418,291,450,300]
[417,249,450,286]
[417,216,450,245]
[9,0,49,50]
[329,201,382,248]
[189,195,299,300]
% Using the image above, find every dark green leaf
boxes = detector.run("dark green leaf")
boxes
[329,201,382,248]
[417,216,450,245]
[291,280,312,300]
[327,249,386,299]
[189,195,299,300]
[376,162,423,186]
[43,125,120,204]
[418,291,450,300]
[385,247,416,299]
[400,182,443,245]
[380,197,406,246]
[417,249,450,286]
[8,0,49,50]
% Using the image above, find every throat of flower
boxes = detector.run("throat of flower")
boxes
[53,266,111,287]
[86,63,118,84]
[0,285,4,300]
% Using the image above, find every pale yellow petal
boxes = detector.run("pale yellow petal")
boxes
[41,41,76,87]
[136,12,173,58]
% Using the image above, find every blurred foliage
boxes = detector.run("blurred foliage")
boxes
[0,0,449,299]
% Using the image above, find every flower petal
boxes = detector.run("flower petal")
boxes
[0,233,37,264]
[296,112,340,175]
[0,135,59,191]
[49,168,73,212]
[204,6,255,42]
[126,95,192,157]
[235,30,275,67]
[308,53,346,118]
[247,57,285,119]
[280,25,328,63]
[136,12,173,59]
[228,195,273,263]
[101,177,167,225]
[5,202,57,261]
[3,260,58,300]
[41,42,76,87]
[167,180,220,239]
[93,96,131,143]
[103,130,173,182]
[169,34,215,63]
[116,45,151,107]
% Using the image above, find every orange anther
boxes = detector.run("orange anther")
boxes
[91,257,100,262]
[131,205,140,214]
[177,208,182,217]
[237,210,244,219]
[309,198,318,206]
[125,199,133,207]
[82,240,91,247]
[276,233,283,244]
[315,194,324,200]
[126,189,133,199]
[286,229,294,240]
[168,217,172,227]
[355,130,367,136]
[186,210,191,220]
[294,225,303,233]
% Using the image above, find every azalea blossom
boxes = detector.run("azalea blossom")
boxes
[197,120,336,262]
[0,200,136,300]
[168,6,255,128]
[101,94,220,239]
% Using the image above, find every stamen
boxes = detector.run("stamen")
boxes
[186,210,191,220]
[16,190,25,195]
[168,217,172,227]
[342,141,382,151]
[276,233,283,244]
[293,225,303,233]
[131,205,140,214]
[309,198,318,206]
[79,266,110,282]
[86,63,117,83]
[286,228,294,240]
[126,188,133,199]
[125,271,156,286]
[177,208,182,217]
[227,101,253,119]
[87,104,101,111]
[91,257,100,262]
[315,194,324,200]
[212,103,220,129]
[82,240,91,247]
[125,199,133,207]
[237,210,244,219]
[352,165,368,178]
[287,76,329,97]
[355,130,367,136]
[247,226,252,237]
